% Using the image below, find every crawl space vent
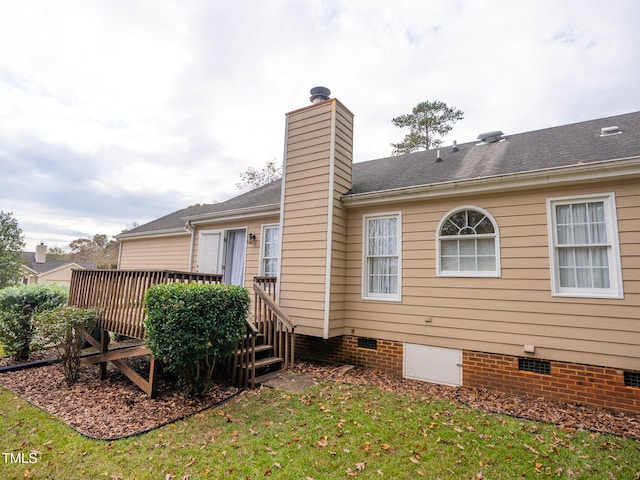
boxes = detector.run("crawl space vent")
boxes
[518,358,551,375]
[357,337,378,350]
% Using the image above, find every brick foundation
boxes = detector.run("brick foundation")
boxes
[463,350,640,413]
[296,334,403,377]
[296,335,640,413]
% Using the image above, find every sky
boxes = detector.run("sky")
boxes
[1,0,639,252]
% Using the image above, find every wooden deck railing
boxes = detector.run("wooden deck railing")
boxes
[71,270,294,392]
[68,269,223,339]
[253,278,295,368]
[231,276,295,388]
[69,269,223,397]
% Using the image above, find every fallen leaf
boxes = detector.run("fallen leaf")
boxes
[317,436,328,448]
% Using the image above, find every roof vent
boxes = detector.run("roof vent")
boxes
[600,125,621,136]
[451,140,459,152]
[310,86,331,104]
[477,131,504,144]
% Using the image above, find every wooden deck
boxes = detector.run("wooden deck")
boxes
[69,269,223,397]
[69,270,295,395]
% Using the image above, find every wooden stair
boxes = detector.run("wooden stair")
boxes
[235,333,283,385]
[230,278,295,389]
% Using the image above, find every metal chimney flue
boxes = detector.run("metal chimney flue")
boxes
[310,86,331,104]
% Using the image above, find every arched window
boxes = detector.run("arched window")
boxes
[437,207,500,277]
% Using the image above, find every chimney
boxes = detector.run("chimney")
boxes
[278,87,354,339]
[35,243,47,264]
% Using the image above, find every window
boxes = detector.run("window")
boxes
[260,224,280,277]
[547,193,623,298]
[437,207,500,276]
[363,213,402,301]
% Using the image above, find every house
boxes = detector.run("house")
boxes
[116,89,640,412]
[22,243,96,287]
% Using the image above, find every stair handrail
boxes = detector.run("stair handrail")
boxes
[253,281,296,372]
[253,282,295,332]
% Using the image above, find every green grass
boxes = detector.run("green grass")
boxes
[0,382,638,479]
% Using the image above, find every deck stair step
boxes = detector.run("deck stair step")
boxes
[236,343,273,356]
[241,356,283,370]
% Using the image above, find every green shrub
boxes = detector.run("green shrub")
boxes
[145,282,250,398]
[33,306,100,384]
[0,284,68,361]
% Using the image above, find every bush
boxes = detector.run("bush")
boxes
[0,284,68,361]
[33,306,100,385]
[145,283,250,398]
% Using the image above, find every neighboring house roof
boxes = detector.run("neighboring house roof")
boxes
[118,110,640,238]
[21,252,96,275]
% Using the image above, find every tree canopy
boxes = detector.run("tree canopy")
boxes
[0,211,25,288]
[236,158,282,191]
[68,234,118,269]
[391,100,464,155]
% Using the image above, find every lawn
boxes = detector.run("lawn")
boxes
[1,381,638,479]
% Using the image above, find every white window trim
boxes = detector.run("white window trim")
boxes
[362,212,402,302]
[259,223,280,277]
[436,205,501,277]
[546,192,624,299]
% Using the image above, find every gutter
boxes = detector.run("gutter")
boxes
[182,204,280,225]
[342,156,640,207]
[115,228,188,241]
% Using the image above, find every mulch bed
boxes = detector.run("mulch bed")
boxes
[1,352,639,440]
[0,352,239,440]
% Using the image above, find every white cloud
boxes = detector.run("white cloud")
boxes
[1,0,639,251]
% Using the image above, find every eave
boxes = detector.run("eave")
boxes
[342,156,640,207]
[116,228,189,241]
[182,203,280,226]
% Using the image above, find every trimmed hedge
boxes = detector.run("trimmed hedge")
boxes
[144,283,250,397]
[0,284,68,361]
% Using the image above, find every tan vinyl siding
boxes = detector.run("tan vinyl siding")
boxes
[328,102,353,334]
[118,235,191,270]
[343,179,640,371]
[279,99,353,337]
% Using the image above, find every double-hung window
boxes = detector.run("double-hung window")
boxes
[547,193,623,298]
[261,224,280,277]
[437,207,500,277]
[363,213,402,301]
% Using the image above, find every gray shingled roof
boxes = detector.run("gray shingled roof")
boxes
[21,252,96,274]
[121,177,281,235]
[122,111,640,237]
[350,111,640,194]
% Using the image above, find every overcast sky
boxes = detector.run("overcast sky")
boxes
[1,1,639,251]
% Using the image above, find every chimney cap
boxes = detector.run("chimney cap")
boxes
[310,86,331,104]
